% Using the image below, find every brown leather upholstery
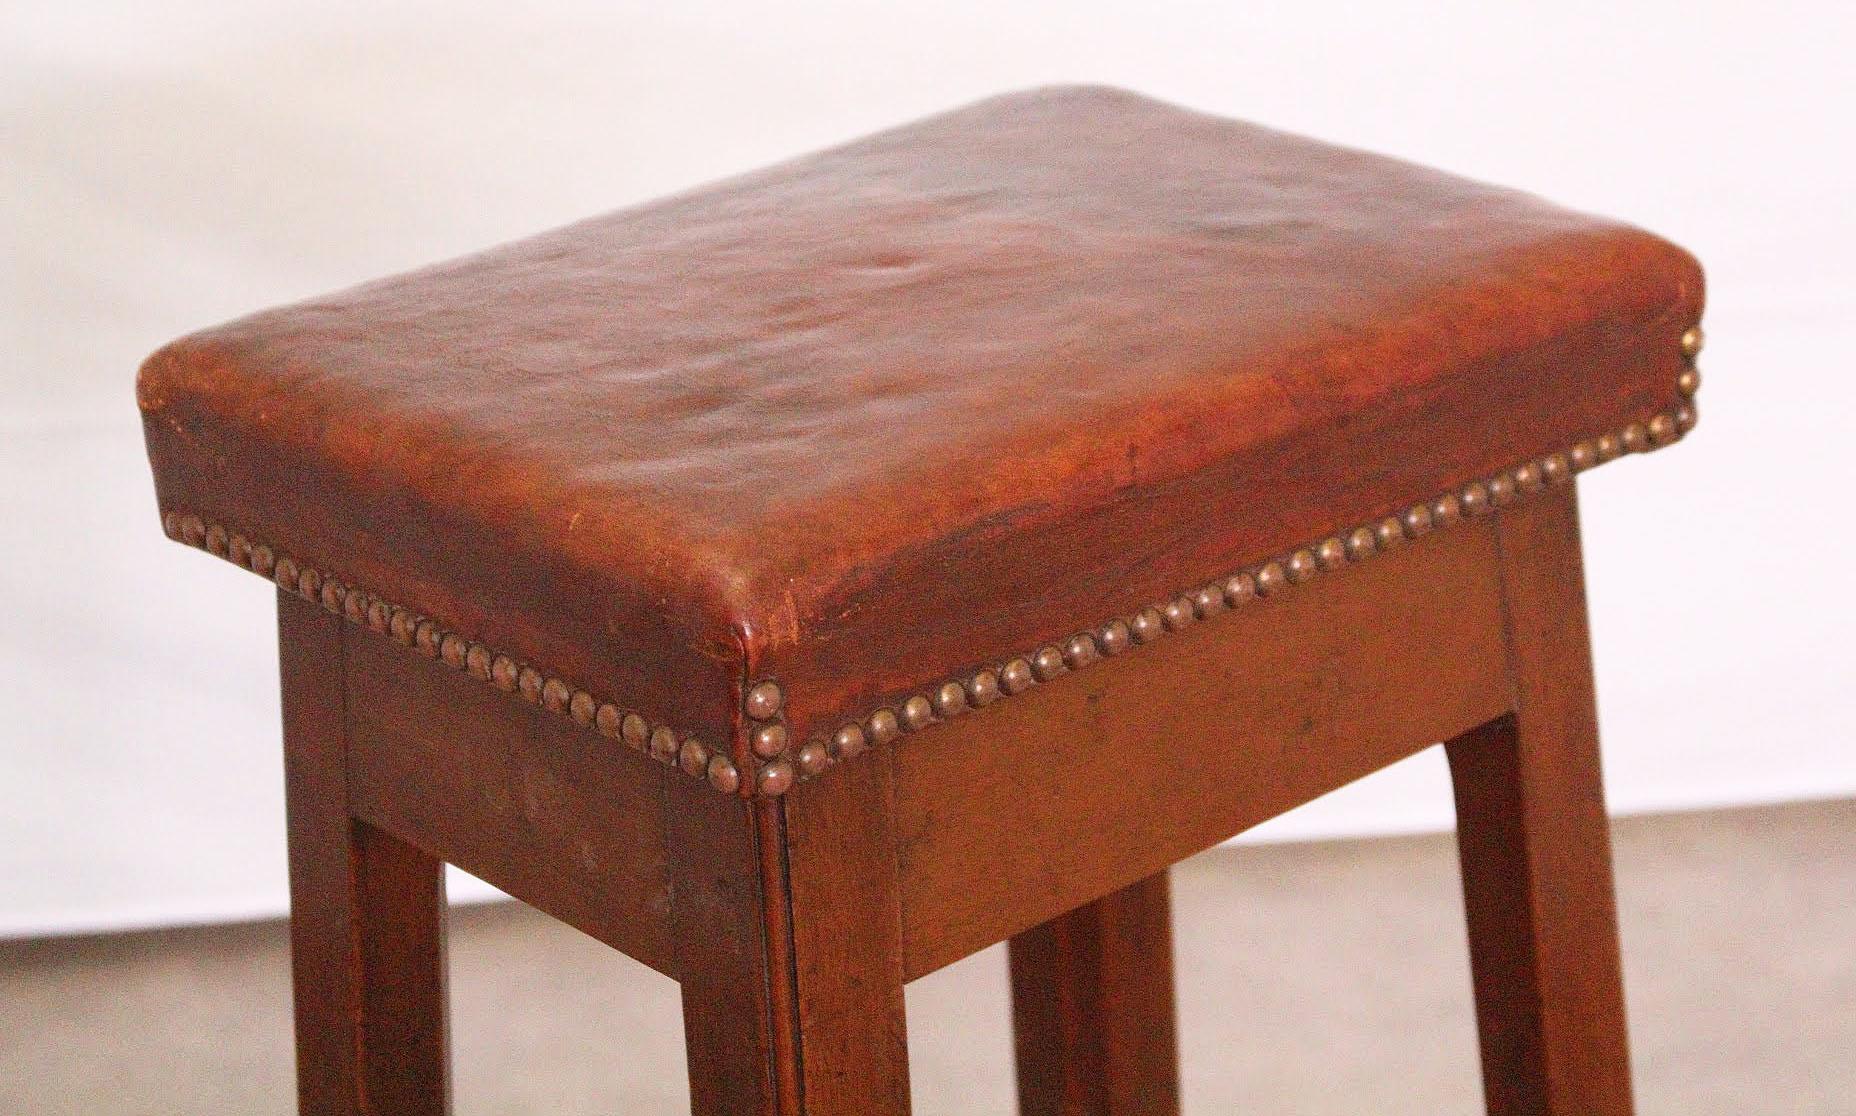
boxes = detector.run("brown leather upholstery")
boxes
[140,85,1703,752]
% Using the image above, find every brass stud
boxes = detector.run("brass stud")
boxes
[1374,517,1404,549]
[868,708,901,744]
[1346,527,1377,561]
[204,524,229,557]
[541,677,571,713]
[1513,461,1544,493]
[1191,586,1225,618]
[1676,366,1701,397]
[180,515,207,546]
[1681,326,1704,358]
[1620,422,1649,453]
[707,755,740,795]
[1432,493,1463,527]
[1569,442,1597,471]
[935,680,969,717]
[901,694,936,731]
[273,556,299,591]
[680,739,712,778]
[832,723,868,758]
[440,633,468,669]
[621,712,649,748]
[1648,412,1678,445]
[490,655,518,691]
[1099,620,1133,656]
[228,535,252,567]
[744,681,783,721]
[1541,453,1570,485]
[1286,549,1319,583]
[249,545,276,577]
[569,690,596,726]
[649,725,678,763]
[1675,401,1698,433]
[1064,633,1101,668]
[1001,658,1037,693]
[465,643,492,680]
[595,703,622,737]
[796,739,831,777]
[1595,433,1621,461]
[1131,608,1166,644]
[967,669,1002,706]
[1487,473,1517,506]
[1402,503,1434,538]
[1255,561,1288,595]
[751,721,789,757]
[517,667,544,703]
[756,760,796,796]
[1162,597,1195,630]
[1032,646,1068,680]
[1460,483,1491,517]
[1223,573,1257,607]
[415,620,443,658]
[1316,537,1348,571]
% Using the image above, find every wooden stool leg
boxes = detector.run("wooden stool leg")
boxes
[671,755,912,1115]
[1445,489,1634,1115]
[1008,871,1181,1116]
[280,592,452,1116]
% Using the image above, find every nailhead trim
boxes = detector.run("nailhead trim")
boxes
[162,332,1702,797]
[160,507,751,795]
[788,336,1704,793]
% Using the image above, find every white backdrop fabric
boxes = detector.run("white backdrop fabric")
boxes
[4,1,1852,936]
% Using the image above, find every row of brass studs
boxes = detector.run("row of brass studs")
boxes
[740,680,798,797]
[158,510,748,794]
[163,331,1702,798]
[786,342,1702,794]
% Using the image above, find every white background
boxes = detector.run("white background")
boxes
[3,1,1852,937]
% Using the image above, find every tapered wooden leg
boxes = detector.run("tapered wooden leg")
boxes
[1445,488,1634,1115]
[1008,871,1180,1116]
[280,591,452,1116]
[671,751,911,1115]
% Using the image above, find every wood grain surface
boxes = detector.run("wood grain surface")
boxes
[280,592,452,1115]
[892,519,1510,978]
[1447,488,1635,1114]
[1010,871,1180,1115]
[344,624,675,976]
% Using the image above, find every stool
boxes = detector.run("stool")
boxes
[139,86,1703,1115]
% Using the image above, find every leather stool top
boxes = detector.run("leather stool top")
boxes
[140,85,1703,797]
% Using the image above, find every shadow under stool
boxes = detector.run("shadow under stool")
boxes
[139,86,1704,1115]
